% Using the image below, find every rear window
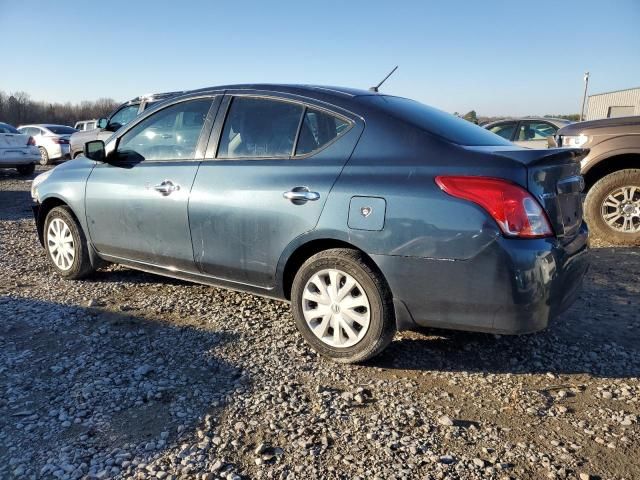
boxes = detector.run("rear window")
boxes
[363,96,512,146]
[46,126,77,135]
[0,122,19,134]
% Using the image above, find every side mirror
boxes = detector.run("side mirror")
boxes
[84,140,106,162]
[97,118,108,129]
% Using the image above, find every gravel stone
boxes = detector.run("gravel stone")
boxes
[1,168,639,479]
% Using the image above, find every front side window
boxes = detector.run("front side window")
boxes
[295,108,350,156]
[117,99,211,161]
[518,121,556,141]
[218,97,303,158]
[108,105,140,130]
[488,122,517,140]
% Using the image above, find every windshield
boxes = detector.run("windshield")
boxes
[46,126,78,135]
[0,122,20,134]
[363,96,513,146]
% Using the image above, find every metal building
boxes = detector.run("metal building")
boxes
[586,87,640,120]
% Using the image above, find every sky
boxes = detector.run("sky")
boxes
[1,0,639,116]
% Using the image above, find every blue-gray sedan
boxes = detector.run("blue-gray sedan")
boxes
[31,85,589,363]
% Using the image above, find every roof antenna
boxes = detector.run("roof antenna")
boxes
[369,66,398,92]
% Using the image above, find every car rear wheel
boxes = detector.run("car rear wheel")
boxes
[584,169,640,245]
[16,164,35,175]
[44,206,95,279]
[39,147,50,166]
[291,248,396,363]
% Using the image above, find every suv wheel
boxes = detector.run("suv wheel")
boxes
[16,164,35,175]
[291,248,396,363]
[39,147,50,165]
[44,206,95,279]
[584,169,640,245]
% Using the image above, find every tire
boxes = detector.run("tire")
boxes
[16,164,35,175]
[584,169,640,246]
[43,206,95,279]
[73,151,83,159]
[291,248,396,363]
[39,147,50,166]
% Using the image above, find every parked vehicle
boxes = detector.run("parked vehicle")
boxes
[0,122,40,175]
[31,85,589,362]
[552,116,640,244]
[484,117,571,149]
[74,120,97,131]
[69,92,182,159]
[17,124,77,165]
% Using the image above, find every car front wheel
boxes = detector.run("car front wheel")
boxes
[44,206,95,279]
[584,169,640,245]
[291,248,396,363]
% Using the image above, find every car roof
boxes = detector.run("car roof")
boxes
[181,84,378,99]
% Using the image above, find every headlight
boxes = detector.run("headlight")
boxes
[31,170,53,201]
[560,134,589,148]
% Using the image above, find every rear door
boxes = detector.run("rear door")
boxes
[85,96,218,270]
[189,93,363,287]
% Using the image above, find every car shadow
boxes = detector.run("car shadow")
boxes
[0,296,245,478]
[373,246,640,379]
[0,190,33,221]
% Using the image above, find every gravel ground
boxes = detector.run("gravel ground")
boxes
[1,166,639,480]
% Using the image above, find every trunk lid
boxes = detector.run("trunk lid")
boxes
[0,133,31,149]
[494,148,588,239]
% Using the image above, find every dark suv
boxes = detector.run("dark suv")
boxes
[69,91,182,159]
[554,116,640,244]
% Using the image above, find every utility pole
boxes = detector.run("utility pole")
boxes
[580,72,590,121]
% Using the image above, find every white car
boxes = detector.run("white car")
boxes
[0,122,40,175]
[17,124,77,165]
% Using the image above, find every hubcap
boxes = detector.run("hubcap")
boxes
[601,186,640,233]
[301,269,371,348]
[47,218,75,271]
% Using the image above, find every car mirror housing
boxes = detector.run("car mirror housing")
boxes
[97,118,108,129]
[84,140,106,162]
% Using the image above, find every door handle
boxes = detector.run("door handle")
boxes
[153,180,180,196]
[283,187,320,203]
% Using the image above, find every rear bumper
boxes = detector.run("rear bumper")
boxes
[373,224,589,334]
[0,147,40,166]
[47,144,71,160]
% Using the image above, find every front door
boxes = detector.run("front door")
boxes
[85,97,216,270]
[189,94,362,288]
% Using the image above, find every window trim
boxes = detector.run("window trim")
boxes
[212,94,355,161]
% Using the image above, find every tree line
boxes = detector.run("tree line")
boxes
[0,90,120,128]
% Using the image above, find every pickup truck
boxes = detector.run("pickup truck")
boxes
[554,116,640,245]
[69,91,182,159]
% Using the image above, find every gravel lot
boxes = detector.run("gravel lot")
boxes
[1,166,639,480]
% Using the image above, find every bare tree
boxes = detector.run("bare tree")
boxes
[0,90,120,127]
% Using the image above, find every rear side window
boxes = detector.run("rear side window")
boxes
[47,126,77,135]
[218,97,304,158]
[295,108,350,155]
[363,96,512,146]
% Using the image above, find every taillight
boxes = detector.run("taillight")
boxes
[27,136,36,146]
[435,176,553,238]
[52,137,69,144]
